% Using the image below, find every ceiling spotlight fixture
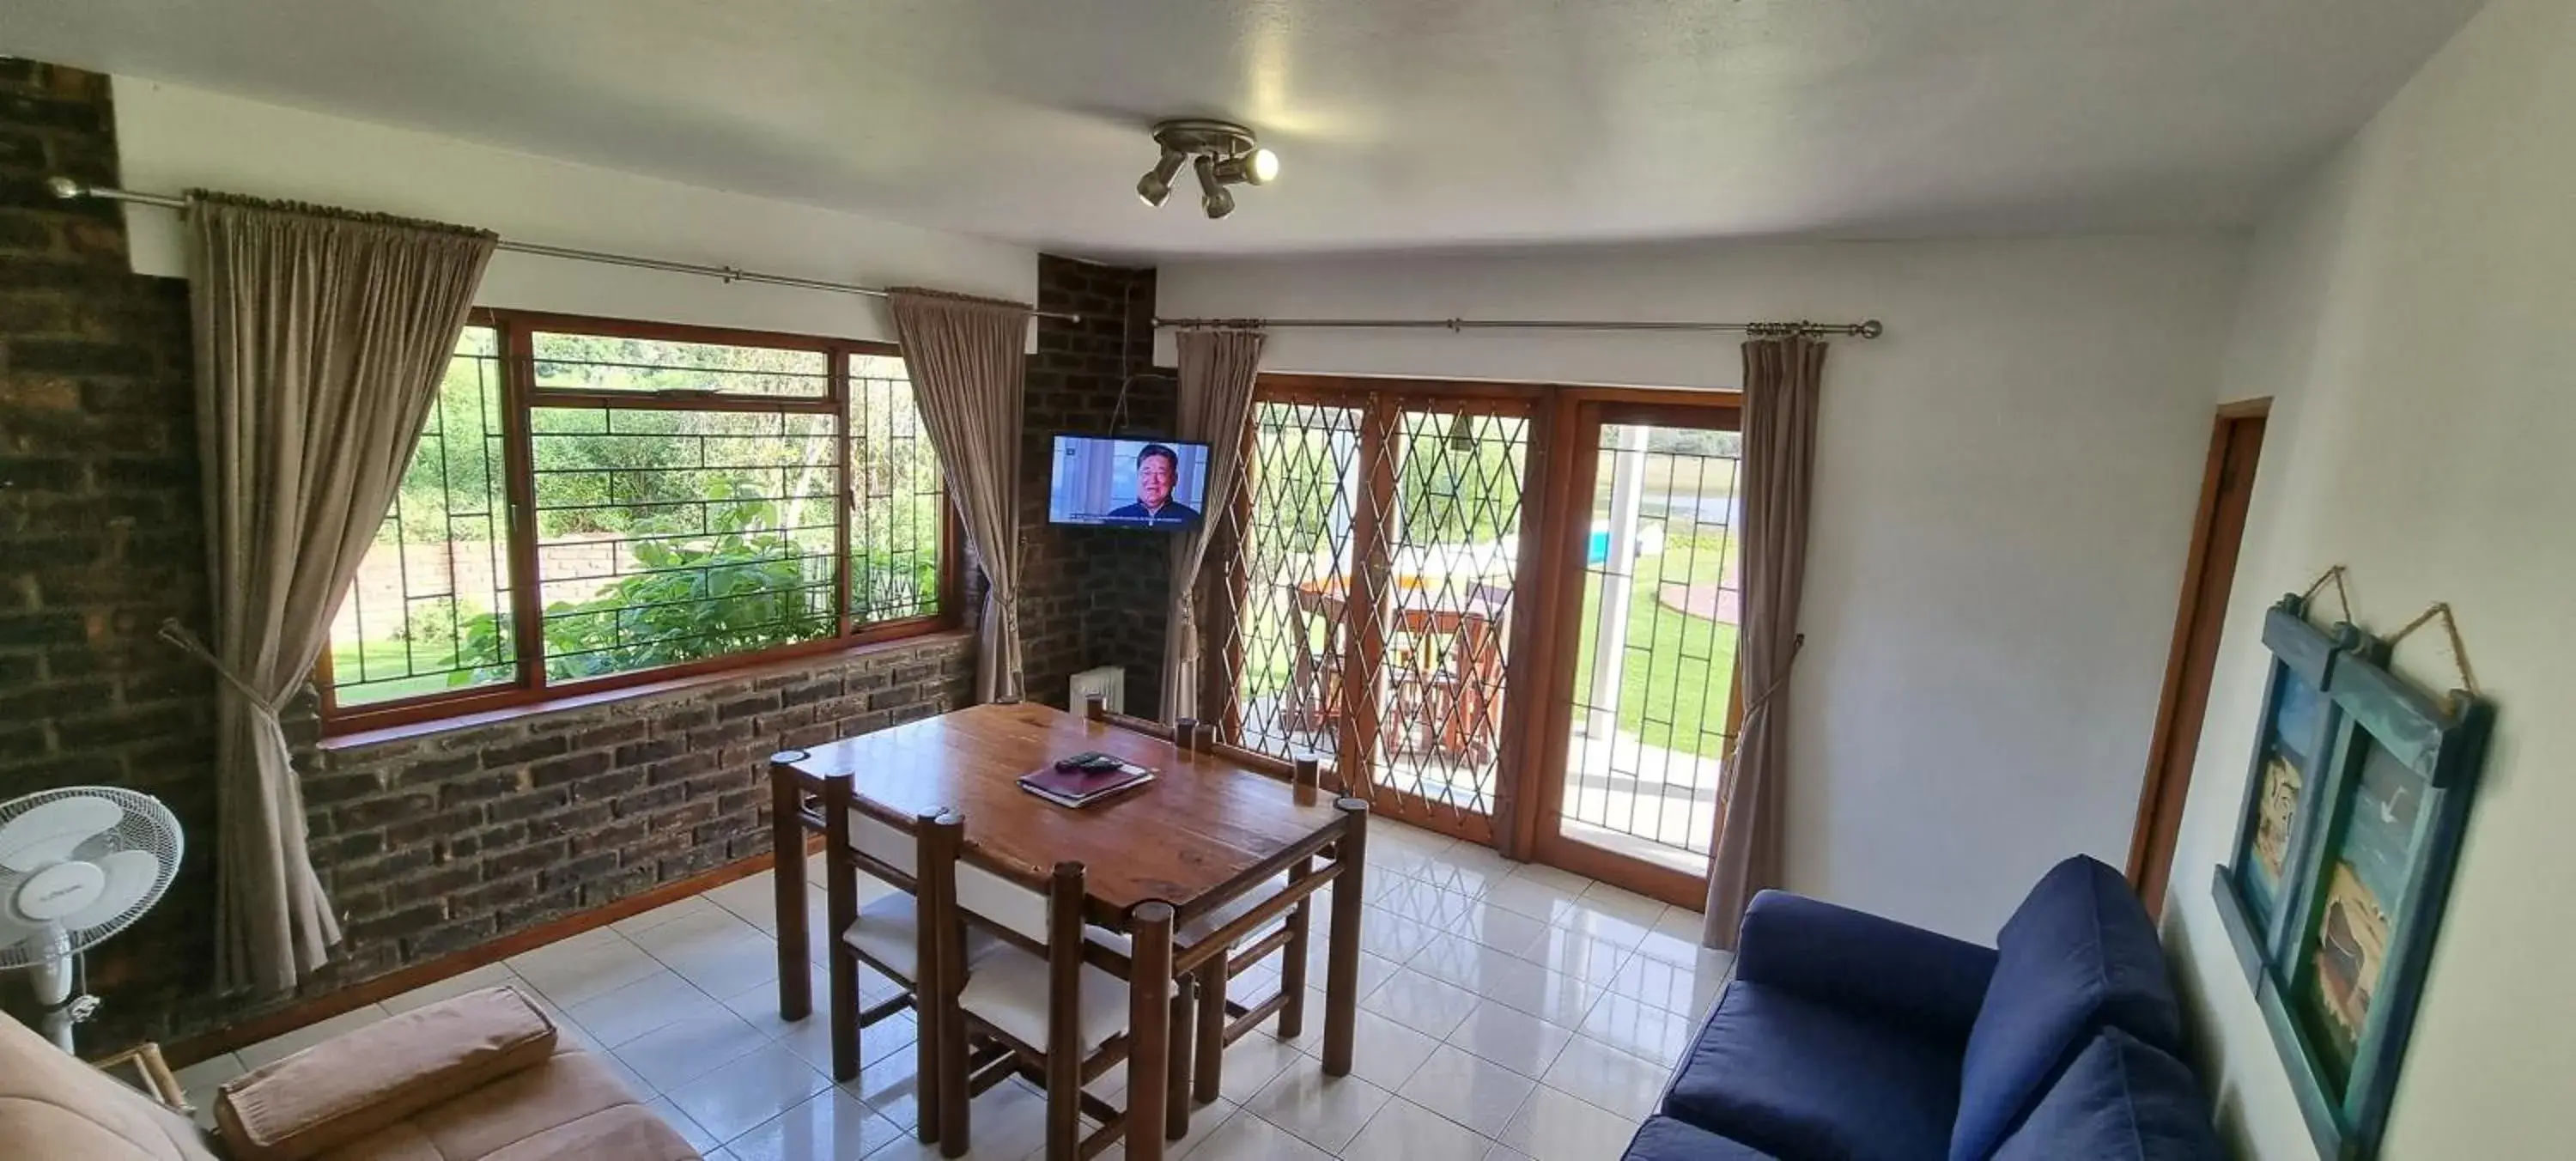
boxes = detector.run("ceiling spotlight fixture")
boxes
[1195,155,1234,220]
[1137,119,1276,220]
[1211,148,1279,187]
[1136,146,1186,207]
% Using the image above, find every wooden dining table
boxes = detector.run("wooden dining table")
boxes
[767,701,1370,1161]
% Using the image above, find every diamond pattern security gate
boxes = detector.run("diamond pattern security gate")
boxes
[1208,398,1362,767]
[1205,385,1536,842]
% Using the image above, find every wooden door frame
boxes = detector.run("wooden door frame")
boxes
[1512,388,1746,908]
[1215,374,1556,848]
[2125,398,2271,915]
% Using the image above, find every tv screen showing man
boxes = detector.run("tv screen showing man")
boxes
[1103,443,1200,526]
[1046,435,1211,530]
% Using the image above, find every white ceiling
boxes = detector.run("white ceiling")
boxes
[12,0,2482,259]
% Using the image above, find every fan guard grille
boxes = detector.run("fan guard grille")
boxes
[0,785,184,969]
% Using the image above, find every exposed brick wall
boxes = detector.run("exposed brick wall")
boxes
[272,638,971,1000]
[0,58,975,1048]
[0,59,223,1045]
[1018,255,1180,714]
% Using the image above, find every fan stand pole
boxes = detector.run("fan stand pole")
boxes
[29,931,82,1054]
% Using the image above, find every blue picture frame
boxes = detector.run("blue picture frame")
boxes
[2209,594,2493,1160]
[2211,595,2368,978]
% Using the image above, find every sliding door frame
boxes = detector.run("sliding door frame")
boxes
[1207,374,1748,904]
[1512,388,1747,906]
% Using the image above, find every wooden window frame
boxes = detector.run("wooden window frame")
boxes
[316,308,961,737]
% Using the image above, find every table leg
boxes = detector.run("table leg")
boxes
[823,774,860,1080]
[1167,974,1195,1140]
[1323,798,1369,1077]
[769,758,811,1021]
[1193,960,1226,1103]
[1279,874,1312,1040]
[1126,902,1175,1161]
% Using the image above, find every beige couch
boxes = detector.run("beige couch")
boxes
[0,986,698,1161]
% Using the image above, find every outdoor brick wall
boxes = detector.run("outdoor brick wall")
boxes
[0,58,976,1048]
[1019,255,1180,714]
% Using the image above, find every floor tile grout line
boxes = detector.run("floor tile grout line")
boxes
[1342,1026,1523,1154]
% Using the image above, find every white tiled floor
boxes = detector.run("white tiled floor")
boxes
[189,820,1732,1160]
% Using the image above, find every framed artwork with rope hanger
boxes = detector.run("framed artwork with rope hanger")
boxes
[2210,565,2494,1161]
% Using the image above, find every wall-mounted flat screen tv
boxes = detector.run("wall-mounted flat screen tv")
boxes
[1048,435,1212,530]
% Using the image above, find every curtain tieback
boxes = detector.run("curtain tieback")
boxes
[1174,590,1200,664]
[1722,633,1807,765]
[157,618,283,712]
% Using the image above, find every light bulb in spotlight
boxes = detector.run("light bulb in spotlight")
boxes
[1195,155,1235,219]
[1212,147,1280,187]
[1136,147,1186,207]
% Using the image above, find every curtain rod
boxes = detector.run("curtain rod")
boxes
[1156,315,1884,338]
[46,177,1083,324]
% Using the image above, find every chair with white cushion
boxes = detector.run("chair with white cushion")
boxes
[815,771,1002,1147]
[920,811,1151,1161]
[1080,701,1333,1129]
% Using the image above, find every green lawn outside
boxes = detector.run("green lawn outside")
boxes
[1568,531,1741,759]
[330,637,496,706]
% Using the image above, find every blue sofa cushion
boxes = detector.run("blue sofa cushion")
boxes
[1951,856,2184,1161]
[1666,982,1960,1161]
[1623,1115,1783,1161]
[1735,890,1998,1045]
[1993,1029,2223,1161]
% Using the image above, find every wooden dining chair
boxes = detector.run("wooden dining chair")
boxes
[1079,700,1334,1124]
[1180,752,1326,1109]
[812,765,1000,1143]
[920,811,1148,1161]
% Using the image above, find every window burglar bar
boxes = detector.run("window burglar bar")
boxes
[331,330,512,702]
[1564,424,1746,860]
[316,311,956,734]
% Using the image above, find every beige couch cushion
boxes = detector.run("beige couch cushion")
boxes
[0,1011,222,1161]
[218,987,560,1161]
[316,1044,696,1161]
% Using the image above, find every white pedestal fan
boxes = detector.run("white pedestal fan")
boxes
[0,786,184,1052]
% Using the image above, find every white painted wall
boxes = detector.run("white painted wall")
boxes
[1161,234,2245,939]
[2163,0,2576,1156]
[110,79,1036,343]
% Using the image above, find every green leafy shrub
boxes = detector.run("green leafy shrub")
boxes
[453,490,832,685]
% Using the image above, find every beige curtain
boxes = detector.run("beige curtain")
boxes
[1160,331,1267,722]
[889,289,1030,702]
[1704,336,1827,949]
[182,193,495,993]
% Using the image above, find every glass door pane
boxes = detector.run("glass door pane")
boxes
[1364,404,1531,826]
[1208,391,1534,842]
[1561,422,1743,874]
[1211,399,1364,764]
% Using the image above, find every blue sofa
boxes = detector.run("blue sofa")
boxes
[1622,856,2222,1161]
